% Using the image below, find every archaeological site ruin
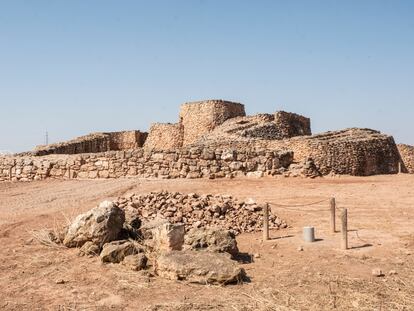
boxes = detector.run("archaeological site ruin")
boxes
[0,99,411,182]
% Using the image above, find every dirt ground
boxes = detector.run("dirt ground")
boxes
[0,175,413,311]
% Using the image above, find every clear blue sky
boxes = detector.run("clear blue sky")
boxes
[1,0,413,152]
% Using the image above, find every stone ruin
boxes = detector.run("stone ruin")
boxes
[0,99,411,181]
[144,100,311,150]
[397,144,414,173]
[32,130,148,156]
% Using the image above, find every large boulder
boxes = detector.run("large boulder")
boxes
[183,228,239,258]
[63,201,125,248]
[152,222,185,252]
[156,251,245,285]
[100,240,142,263]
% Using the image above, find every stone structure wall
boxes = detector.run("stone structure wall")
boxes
[144,123,183,150]
[200,128,401,176]
[109,131,148,150]
[0,147,293,182]
[32,131,147,156]
[179,100,246,146]
[398,144,414,173]
[195,112,311,145]
[304,129,400,175]
[274,111,311,138]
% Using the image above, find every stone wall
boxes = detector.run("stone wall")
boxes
[109,131,148,150]
[144,123,183,150]
[195,112,311,145]
[305,129,400,175]
[0,147,293,182]
[398,144,414,173]
[274,111,311,138]
[179,100,246,146]
[197,128,401,176]
[32,131,147,156]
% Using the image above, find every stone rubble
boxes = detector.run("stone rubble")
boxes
[116,191,287,235]
[57,191,285,285]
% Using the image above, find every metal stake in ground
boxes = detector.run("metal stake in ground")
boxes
[330,197,336,233]
[341,208,348,250]
[263,203,270,241]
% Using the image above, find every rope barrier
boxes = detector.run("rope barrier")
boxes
[266,198,371,248]
[267,198,331,212]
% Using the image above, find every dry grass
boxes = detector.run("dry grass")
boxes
[229,271,414,311]
[28,212,71,248]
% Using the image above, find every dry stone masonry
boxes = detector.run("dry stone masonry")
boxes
[179,100,246,145]
[31,131,147,156]
[144,123,183,150]
[0,147,293,181]
[1,99,410,181]
[398,144,414,173]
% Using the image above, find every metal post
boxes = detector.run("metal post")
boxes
[330,197,336,233]
[341,208,348,250]
[263,203,269,241]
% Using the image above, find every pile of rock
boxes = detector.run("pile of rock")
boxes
[116,191,287,234]
[57,192,286,285]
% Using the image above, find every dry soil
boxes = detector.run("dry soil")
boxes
[0,175,413,310]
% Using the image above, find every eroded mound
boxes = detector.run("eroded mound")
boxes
[116,191,286,234]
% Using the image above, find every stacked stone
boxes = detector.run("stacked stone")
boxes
[274,111,312,138]
[144,123,184,150]
[208,128,402,176]
[0,147,294,182]
[304,128,401,176]
[179,100,246,145]
[196,111,312,146]
[398,144,414,173]
[31,131,147,156]
[195,114,283,145]
[116,191,287,234]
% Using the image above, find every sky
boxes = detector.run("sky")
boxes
[1,0,413,152]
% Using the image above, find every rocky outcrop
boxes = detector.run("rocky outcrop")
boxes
[63,201,125,248]
[156,251,245,284]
